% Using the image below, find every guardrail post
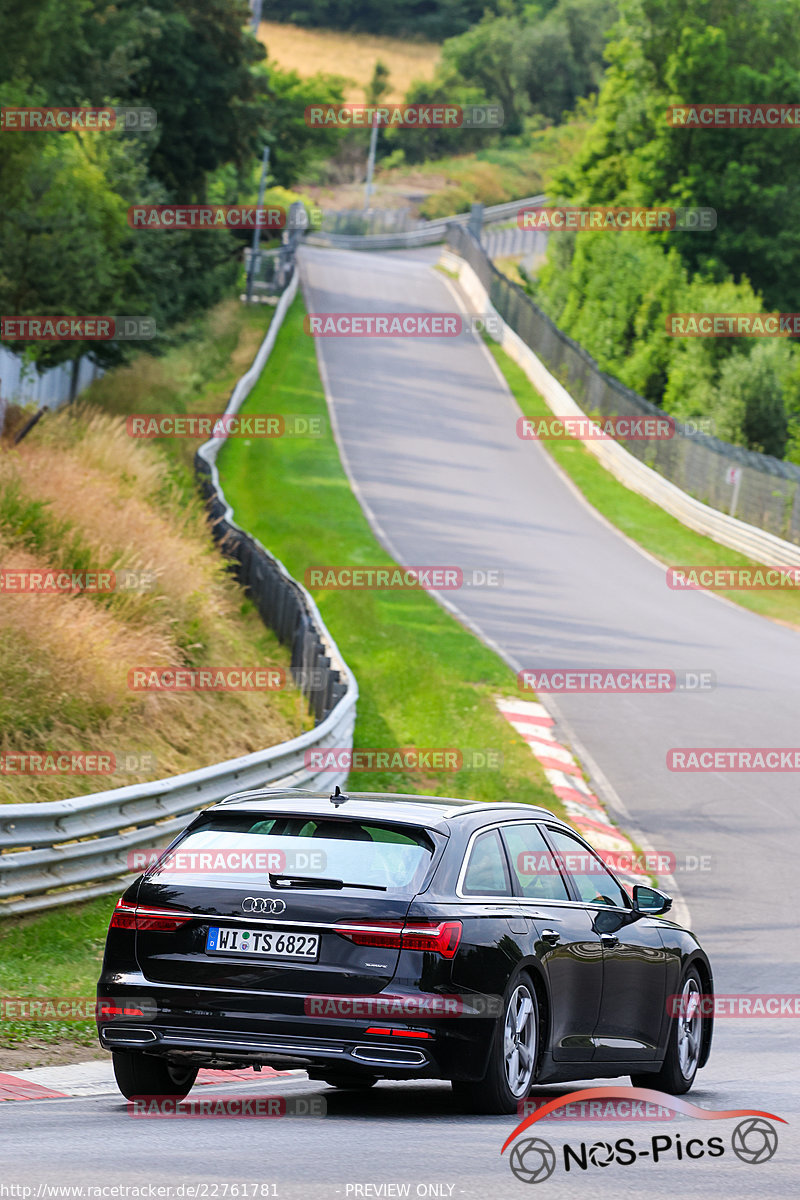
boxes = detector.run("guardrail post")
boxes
[468,203,484,243]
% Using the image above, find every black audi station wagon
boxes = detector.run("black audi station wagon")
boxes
[97,789,713,1113]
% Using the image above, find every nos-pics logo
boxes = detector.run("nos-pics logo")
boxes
[502,1088,783,1184]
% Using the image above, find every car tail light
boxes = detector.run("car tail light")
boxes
[108,898,194,933]
[109,900,137,930]
[333,922,404,949]
[334,919,462,959]
[366,1027,431,1039]
[97,1003,145,1020]
[400,921,462,959]
[135,905,195,932]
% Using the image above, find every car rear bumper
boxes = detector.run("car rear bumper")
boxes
[99,1021,435,1074]
[96,976,494,1081]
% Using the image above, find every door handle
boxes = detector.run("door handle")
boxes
[540,929,561,945]
[600,933,619,947]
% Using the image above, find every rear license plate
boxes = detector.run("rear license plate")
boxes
[206,927,319,960]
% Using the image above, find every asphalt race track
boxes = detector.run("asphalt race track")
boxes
[2,243,796,1198]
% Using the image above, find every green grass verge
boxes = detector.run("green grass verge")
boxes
[0,897,115,1047]
[488,343,800,627]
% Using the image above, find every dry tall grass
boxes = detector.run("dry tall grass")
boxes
[0,405,307,804]
[257,21,440,103]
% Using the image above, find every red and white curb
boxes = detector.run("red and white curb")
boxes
[496,697,645,890]
[0,1061,300,1103]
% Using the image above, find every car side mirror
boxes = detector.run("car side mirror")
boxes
[632,884,672,916]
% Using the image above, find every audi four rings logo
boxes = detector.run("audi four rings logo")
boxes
[241,897,287,914]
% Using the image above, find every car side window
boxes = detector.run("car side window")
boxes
[501,823,570,901]
[461,830,513,896]
[547,828,630,908]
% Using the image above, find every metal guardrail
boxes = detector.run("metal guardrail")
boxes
[0,269,359,917]
[306,196,545,251]
[482,226,549,263]
[443,230,800,565]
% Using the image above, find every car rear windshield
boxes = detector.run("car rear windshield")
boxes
[145,813,435,893]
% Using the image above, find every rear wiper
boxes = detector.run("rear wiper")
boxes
[269,872,387,892]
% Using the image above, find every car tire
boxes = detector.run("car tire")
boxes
[631,966,704,1095]
[112,1050,198,1101]
[453,972,539,1115]
[320,1074,378,1090]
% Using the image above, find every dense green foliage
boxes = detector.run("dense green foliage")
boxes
[262,0,510,40]
[530,0,800,460]
[384,0,616,159]
[0,1,341,373]
[6,0,800,461]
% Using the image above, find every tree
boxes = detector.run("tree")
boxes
[255,64,345,188]
[552,0,800,310]
[439,0,617,134]
[0,0,275,372]
[366,60,391,108]
[712,343,789,457]
[255,0,507,39]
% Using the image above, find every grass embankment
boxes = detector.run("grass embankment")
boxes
[412,122,588,219]
[0,899,114,1057]
[0,302,313,1059]
[487,344,800,627]
[0,302,307,807]
[311,121,586,217]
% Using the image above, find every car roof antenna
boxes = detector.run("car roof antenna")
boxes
[330,785,349,807]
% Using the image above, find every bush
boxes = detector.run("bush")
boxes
[532,231,799,457]
[418,185,474,220]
